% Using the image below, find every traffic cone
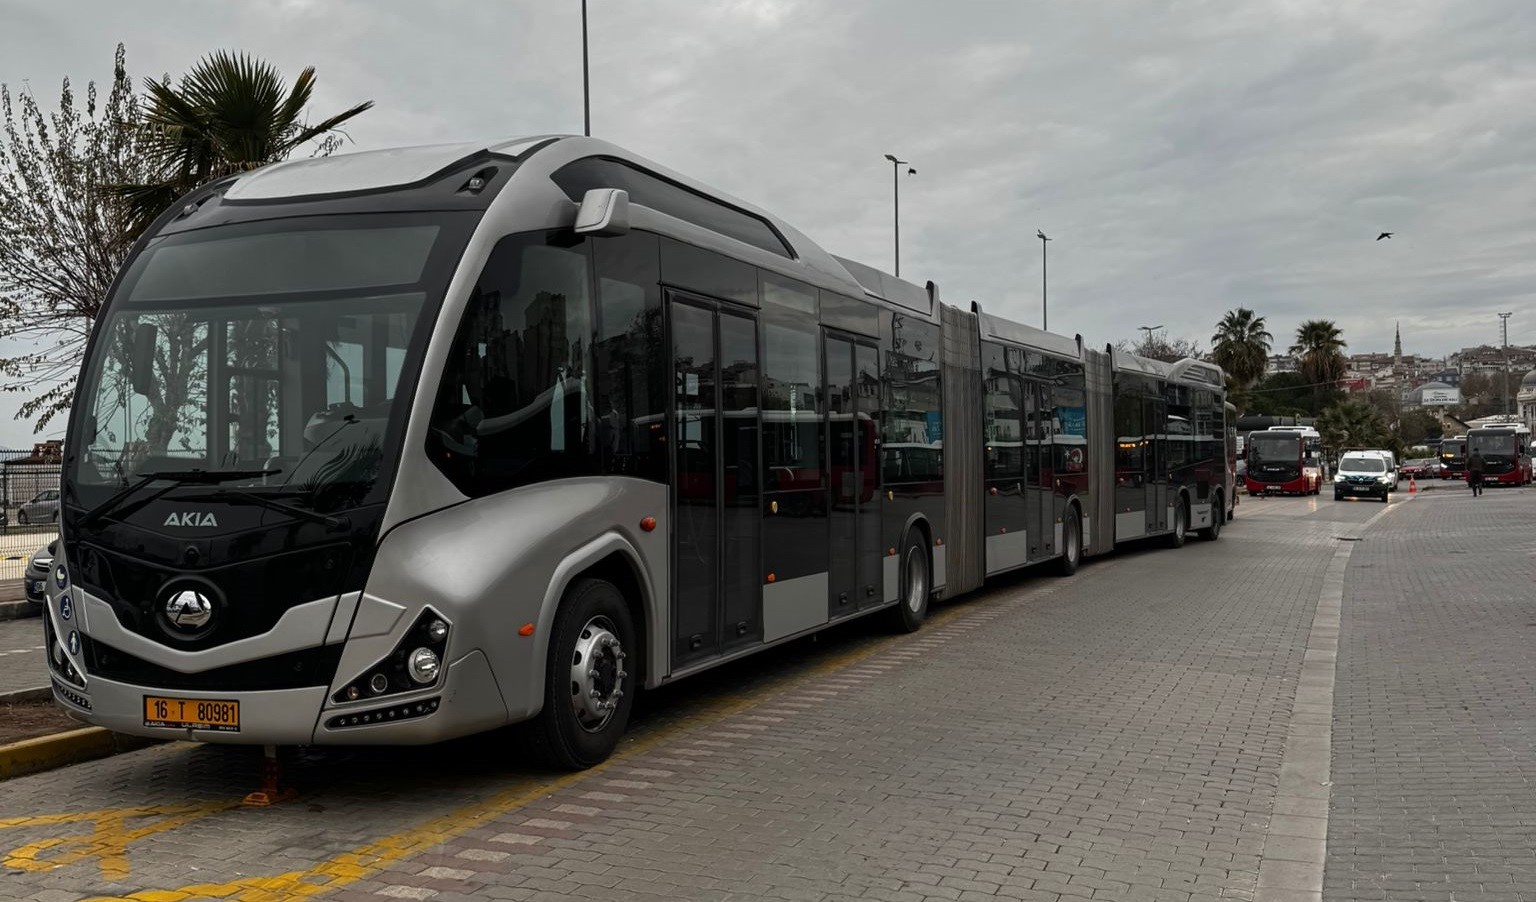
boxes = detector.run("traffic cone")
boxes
[1409,473,1417,494]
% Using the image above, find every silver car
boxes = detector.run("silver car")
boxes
[16,489,60,525]
[24,543,53,605]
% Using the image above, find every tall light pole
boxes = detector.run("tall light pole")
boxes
[1138,324,1164,351]
[1499,311,1513,416]
[581,0,591,136]
[1037,230,1052,331]
[884,154,914,276]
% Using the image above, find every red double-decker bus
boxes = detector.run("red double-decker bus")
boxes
[1467,425,1532,487]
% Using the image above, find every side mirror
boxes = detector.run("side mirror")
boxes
[574,188,630,237]
[130,323,158,397]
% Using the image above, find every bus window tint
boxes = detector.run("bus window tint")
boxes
[594,231,665,481]
[762,321,821,491]
[881,314,942,484]
[428,232,596,496]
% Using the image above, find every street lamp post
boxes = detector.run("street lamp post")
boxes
[1138,324,1164,349]
[1037,230,1052,331]
[581,0,591,136]
[1499,312,1513,416]
[884,154,914,276]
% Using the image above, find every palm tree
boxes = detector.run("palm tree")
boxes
[118,51,373,234]
[1290,319,1348,412]
[1316,399,1391,458]
[1210,308,1272,391]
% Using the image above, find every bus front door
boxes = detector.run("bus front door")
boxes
[670,296,763,668]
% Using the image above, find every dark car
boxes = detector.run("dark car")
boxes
[24,543,53,605]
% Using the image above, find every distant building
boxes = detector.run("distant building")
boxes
[1519,370,1536,434]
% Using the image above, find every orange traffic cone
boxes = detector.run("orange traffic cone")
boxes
[1408,473,1417,494]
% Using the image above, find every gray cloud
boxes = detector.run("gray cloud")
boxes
[3,0,1534,443]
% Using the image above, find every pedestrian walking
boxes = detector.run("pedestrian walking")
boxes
[1468,448,1486,497]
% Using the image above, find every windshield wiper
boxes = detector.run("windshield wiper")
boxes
[203,489,350,531]
[78,468,282,528]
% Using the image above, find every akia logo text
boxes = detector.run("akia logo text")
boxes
[163,512,219,528]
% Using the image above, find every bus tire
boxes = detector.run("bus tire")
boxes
[526,577,636,770]
[1199,496,1223,541]
[1056,506,1082,576]
[1165,497,1188,549]
[888,530,931,633]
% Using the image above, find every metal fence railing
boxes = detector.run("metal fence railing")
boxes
[1,448,62,582]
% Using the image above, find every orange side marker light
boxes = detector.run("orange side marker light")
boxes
[640,516,657,532]
[518,623,535,637]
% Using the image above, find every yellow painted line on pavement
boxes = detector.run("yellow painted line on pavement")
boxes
[12,599,986,901]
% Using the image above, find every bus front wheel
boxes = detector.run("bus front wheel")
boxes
[527,577,637,770]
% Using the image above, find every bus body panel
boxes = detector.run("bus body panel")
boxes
[51,135,1231,756]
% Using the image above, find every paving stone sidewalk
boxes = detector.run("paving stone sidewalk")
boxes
[1327,488,1536,902]
[0,498,1385,901]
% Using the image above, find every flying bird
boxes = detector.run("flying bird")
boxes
[1377,232,1393,240]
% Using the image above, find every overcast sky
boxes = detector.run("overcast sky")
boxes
[3,0,1535,445]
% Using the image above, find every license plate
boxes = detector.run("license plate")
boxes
[143,696,240,732]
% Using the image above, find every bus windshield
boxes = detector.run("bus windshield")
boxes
[1247,433,1299,463]
[69,213,471,513]
[1470,433,1518,456]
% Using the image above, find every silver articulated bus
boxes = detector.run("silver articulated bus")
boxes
[46,136,1229,769]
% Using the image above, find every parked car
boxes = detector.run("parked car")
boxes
[24,543,53,606]
[16,489,60,525]
[1399,457,1438,480]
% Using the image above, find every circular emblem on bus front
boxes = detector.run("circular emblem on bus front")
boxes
[163,589,213,632]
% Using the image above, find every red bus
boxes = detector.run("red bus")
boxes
[1245,429,1321,495]
[1467,425,1532,487]
[1439,436,1467,479]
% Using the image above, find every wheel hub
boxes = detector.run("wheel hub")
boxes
[569,616,627,732]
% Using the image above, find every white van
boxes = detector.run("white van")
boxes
[1334,451,1395,502]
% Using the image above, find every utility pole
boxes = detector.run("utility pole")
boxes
[1038,230,1052,331]
[1499,312,1512,416]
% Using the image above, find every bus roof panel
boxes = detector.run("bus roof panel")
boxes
[973,303,1082,359]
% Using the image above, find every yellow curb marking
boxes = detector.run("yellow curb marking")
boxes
[0,801,237,881]
[4,594,1005,900]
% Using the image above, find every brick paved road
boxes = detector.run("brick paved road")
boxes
[0,494,1420,901]
[0,614,46,695]
[1327,487,1536,902]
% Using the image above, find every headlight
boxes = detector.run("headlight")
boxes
[407,648,440,684]
[1378,475,1393,484]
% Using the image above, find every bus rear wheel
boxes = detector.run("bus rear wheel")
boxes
[527,577,636,770]
[1056,506,1082,576]
[1165,498,1188,549]
[888,531,931,633]
[1199,496,1223,541]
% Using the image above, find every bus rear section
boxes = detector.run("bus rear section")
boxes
[1440,436,1467,479]
[1467,426,1532,487]
[1244,431,1315,495]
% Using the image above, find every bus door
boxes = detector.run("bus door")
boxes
[670,295,762,667]
[1024,380,1056,560]
[825,333,882,616]
[1145,395,1169,534]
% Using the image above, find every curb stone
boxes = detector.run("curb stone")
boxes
[0,724,162,781]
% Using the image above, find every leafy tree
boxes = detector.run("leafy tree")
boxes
[1316,399,1397,458]
[1290,320,1347,392]
[0,45,153,432]
[1398,408,1441,447]
[117,50,374,235]
[1210,308,1272,391]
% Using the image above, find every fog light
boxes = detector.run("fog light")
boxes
[346,685,360,701]
[426,619,448,643]
[407,648,440,684]
[369,673,389,694]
